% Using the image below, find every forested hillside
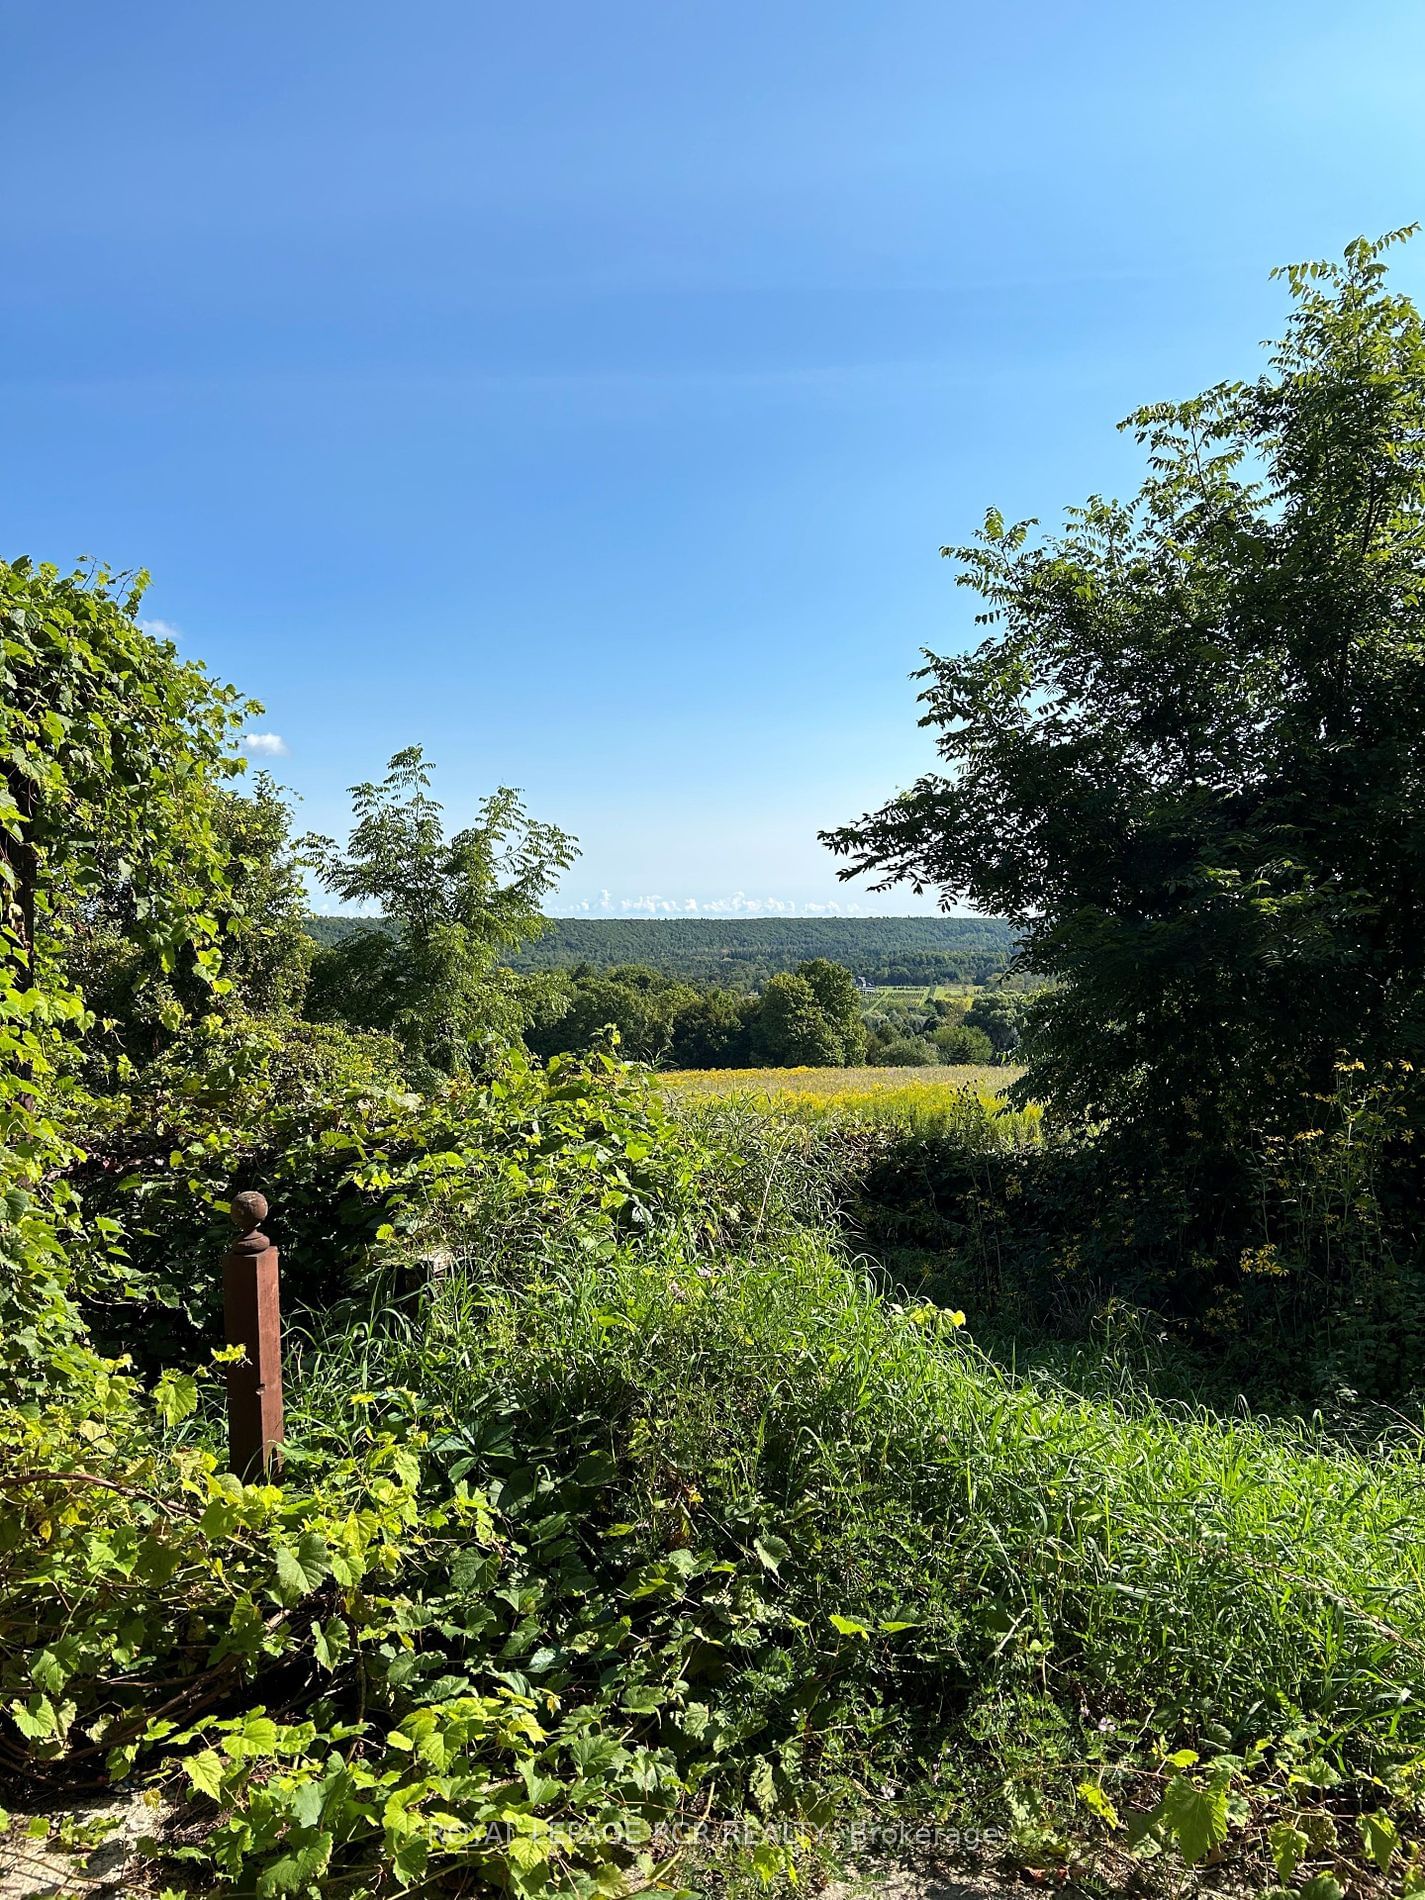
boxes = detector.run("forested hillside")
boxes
[308,912,1018,984]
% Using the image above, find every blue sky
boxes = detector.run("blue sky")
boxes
[6,2,1424,915]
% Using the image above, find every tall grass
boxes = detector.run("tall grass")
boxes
[289,1227,1425,1860]
[273,1068,1425,1883]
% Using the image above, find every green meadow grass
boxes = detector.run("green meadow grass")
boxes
[290,1225,1425,1881]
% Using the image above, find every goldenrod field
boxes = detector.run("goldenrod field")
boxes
[664,1062,1014,1096]
[662,1063,1040,1143]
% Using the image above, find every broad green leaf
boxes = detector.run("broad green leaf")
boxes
[274,1531,330,1604]
[1267,1821,1309,1882]
[1298,1879,1343,1900]
[1359,1810,1400,1874]
[222,1714,279,1761]
[1077,1780,1120,1828]
[256,1831,333,1897]
[311,1616,349,1671]
[1158,1770,1229,1866]
[106,1743,139,1782]
[200,1494,244,1540]
[828,1613,872,1639]
[619,1684,663,1715]
[185,1749,225,1801]
[154,1370,198,1426]
[9,1695,55,1740]
[30,1647,70,1696]
[752,1534,789,1574]
[392,1836,428,1883]
[288,1780,325,1831]
[750,1755,778,1815]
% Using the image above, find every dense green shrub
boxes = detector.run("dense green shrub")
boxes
[71,1019,730,1360]
[0,555,261,1408]
[834,1061,1425,1403]
[933,1022,994,1064]
[868,1033,941,1067]
[828,232,1425,1255]
[64,775,317,1080]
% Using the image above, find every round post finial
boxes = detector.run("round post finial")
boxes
[229,1191,269,1236]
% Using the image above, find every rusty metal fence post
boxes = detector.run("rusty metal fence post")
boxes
[222,1191,284,1479]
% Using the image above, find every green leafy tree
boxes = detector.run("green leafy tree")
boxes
[933,1021,994,1064]
[528,961,864,1072]
[826,231,1425,1164]
[794,957,869,1063]
[750,972,843,1066]
[527,964,700,1065]
[0,556,252,1372]
[744,960,867,1067]
[748,965,870,1071]
[303,747,577,1074]
[2,558,252,1009]
[964,991,1027,1064]
[65,774,314,1070]
[210,777,317,1016]
[669,985,756,1068]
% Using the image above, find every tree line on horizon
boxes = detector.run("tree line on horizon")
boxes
[304,909,1018,989]
[300,889,1030,1070]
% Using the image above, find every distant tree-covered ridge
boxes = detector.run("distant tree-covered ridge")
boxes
[306,913,1017,985]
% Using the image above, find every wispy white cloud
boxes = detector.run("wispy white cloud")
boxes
[242,732,289,758]
[140,617,182,643]
[608,892,871,917]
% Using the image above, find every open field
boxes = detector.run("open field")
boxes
[863,982,981,1006]
[663,1063,1039,1140]
[664,1062,1020,1096]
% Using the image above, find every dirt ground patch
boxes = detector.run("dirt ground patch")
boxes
[0,1792,169,1900]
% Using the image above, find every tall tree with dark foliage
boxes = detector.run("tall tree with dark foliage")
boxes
[827,233,1425,1171]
